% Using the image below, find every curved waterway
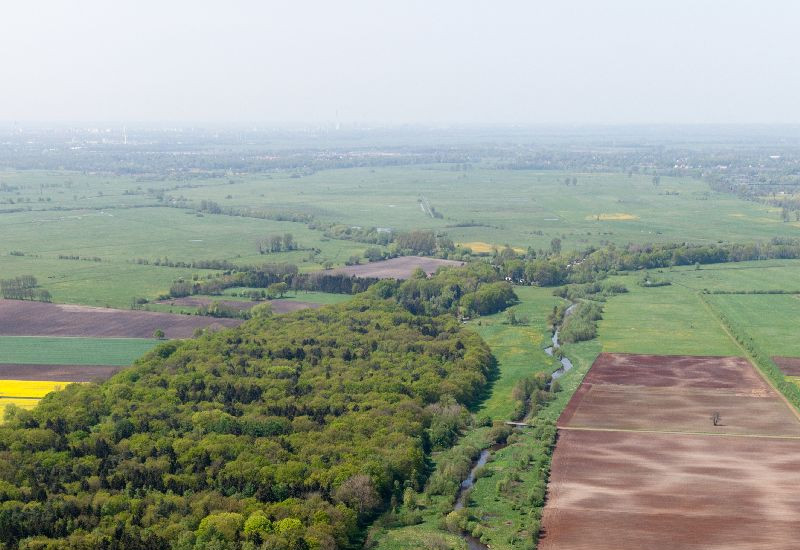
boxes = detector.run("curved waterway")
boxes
[453,303,578,549]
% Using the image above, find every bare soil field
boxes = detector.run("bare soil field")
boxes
[773,356,800,376]
[330,256,464,279]
[0,363,120,382]
[157,297,321,314]
[541,353,800,549]
[559,353,800,436]
[0,299,241,338]
[539,430,800,550]
[581,353,764,391]
[560,385,800,436]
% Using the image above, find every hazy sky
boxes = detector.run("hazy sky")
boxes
[1,1,799,125]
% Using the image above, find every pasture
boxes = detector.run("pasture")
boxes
[469,286,561,420]
[705,294,800,358]
[4,166,800,310]
[597,282,741,356]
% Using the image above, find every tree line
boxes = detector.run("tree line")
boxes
[0,275,51,302]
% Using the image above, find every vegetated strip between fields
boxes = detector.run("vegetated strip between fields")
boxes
[558,425,800,440]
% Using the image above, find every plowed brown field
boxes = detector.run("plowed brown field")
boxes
[0,299,241,338]
[0,363,120,382]
[773,356,800,376]
[540,353,800,550]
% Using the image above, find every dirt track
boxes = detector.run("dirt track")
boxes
[0,299,241,338]
[773,356,800,376]
[330,256,464,279]
[540,352,800,549]
[0,363,120,382]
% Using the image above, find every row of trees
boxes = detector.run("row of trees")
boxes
[258,234,298,254]
[0,275,51,302]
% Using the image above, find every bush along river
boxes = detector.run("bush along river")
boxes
[453,303,576,549]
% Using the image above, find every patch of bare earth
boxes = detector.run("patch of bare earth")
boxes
[540,353,800,550]
[329,256,464,279]
[0,364,120,382]
[773,356,800,376]
[0,299,241,339]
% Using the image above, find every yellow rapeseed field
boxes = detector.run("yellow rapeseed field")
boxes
[0,379,69,398]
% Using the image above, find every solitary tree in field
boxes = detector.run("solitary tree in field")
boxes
[711,411,721,426]
[153,329,165,339]
[267,282,289,298]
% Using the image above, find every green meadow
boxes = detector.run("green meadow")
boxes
[706,294,800,358]
[597,281,741,356]
[0,336,158,366]
[469,286,562,420]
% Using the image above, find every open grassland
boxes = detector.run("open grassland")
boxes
[169,167,800,249]
[469,286,562,420]
[663,259,800,292]
[706,294,800,358]
[0,336,157,366]
[597,282,741,356]
[4,167,800,310]
[0,254,210,308]
[5,167,800,261]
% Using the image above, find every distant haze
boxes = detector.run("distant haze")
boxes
[1,0,799,125]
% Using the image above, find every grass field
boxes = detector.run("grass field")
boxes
[706,294,800,357]
[4,167,800,309]
[0,254,210,308]
[469,286,562,420]
[597,281,741,356]
[0,336,157,366]
[664,259,800,292]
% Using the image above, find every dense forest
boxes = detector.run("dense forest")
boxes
[0,296,494,550]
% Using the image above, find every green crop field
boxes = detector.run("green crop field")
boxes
[0,336,158,366]
[597,280,742,356]
[706,294,800,358]
[663,259,800,292]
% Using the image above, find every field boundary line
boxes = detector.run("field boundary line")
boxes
[558,425,800,440]
[697,293,800,423]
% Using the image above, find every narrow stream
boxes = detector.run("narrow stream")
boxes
[453,303,577,549]
[544,303,577,379]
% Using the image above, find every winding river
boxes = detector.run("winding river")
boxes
[453,302,577,549]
